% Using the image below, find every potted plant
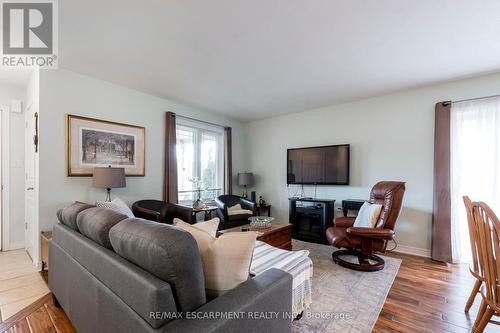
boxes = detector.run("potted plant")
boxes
[189,177,207,209]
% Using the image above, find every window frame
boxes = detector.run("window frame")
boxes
[176,117,225,205]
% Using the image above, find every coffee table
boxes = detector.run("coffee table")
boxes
[218,222,293,250]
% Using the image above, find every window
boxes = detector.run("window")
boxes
[176,118,224,206]
[450,97,500,263]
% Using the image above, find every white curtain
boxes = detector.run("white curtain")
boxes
[450,97,500,263]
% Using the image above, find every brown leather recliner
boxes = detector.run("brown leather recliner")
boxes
[326,181,406,271]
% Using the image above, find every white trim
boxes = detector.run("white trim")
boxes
[28,69,40,270]
[392,244,431,258]
[0,106,2,250]
[0,105,11,252]
[176,120,225,204]
[0,106,2,251]
[34,261,43,271]
[7,241,25,250]
[177,117,224,134]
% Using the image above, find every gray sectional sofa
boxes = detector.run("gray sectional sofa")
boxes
[49,203,293,333]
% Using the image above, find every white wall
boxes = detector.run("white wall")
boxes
[0,84,26,249]
[36,68,500,254]
[245,72,500,253]
[38,69,247,233]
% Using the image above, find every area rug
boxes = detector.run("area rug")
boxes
[291,240,401,333]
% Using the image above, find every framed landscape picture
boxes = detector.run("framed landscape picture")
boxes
[67,115,145,176]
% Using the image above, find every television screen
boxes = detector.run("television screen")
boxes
[287,144,350,185]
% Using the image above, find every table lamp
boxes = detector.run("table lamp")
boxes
[237,172,254,198]
[92,166,126,202]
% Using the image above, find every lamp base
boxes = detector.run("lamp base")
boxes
[105,188,112,202]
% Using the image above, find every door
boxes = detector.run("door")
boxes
[24,104,36,259]
[0,108,2,251]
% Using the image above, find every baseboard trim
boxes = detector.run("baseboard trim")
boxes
[393,244,431,258]
[6,241,25,251]
[34,261,43,271]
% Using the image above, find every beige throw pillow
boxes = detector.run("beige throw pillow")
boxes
[227,203,253,216]
[353,202,383,228]
[228,204,243,211]
[174,218,257,298]
[174,218,220,237]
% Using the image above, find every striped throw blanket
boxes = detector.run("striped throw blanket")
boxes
[251,241,313,316]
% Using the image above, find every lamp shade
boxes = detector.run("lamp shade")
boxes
[92,167,126,189]
[237,172,254,186]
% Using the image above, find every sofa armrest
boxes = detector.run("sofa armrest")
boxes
[241,198,256,213]
[132,206,161,222]
[162,268,292,333]
[346,227,395,240]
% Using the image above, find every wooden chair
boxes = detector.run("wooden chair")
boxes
[471,201,500,333]
[464,196,484,312]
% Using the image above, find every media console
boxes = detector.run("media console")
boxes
[288,198,335,244]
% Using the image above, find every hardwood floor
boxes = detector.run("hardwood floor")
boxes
[0,250,50,322]
[0,293,75,333]
[373,252,500,333]
[0,252,497,333]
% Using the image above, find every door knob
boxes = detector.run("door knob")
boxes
[26,187,34,190]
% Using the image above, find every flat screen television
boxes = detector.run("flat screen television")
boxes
[287,144,350,185]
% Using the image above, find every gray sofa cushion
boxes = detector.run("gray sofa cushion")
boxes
[77,207,128,249]
[57,202,94,231]
[51,223,177,328]
[109,218,207,312]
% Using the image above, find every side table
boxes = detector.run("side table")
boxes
[256,204,271,217]
[192,206,218,221]
[41,231,52,271]
[341,199,365,217]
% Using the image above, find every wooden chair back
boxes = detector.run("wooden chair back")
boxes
[464,196,482,276]
[474,201,500,308]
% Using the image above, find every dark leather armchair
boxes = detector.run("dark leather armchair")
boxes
[132,200,193,225]
[215,195,256,230]
[326,181,406,271]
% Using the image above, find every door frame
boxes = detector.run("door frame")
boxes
[25,70,40,269]
[0,105,11,251]
[24,101,38,264]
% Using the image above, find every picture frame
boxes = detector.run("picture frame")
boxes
[66,114,145,177]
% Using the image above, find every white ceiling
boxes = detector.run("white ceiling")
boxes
[60,0,500,121]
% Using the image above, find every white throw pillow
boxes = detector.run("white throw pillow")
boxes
[227,209,253,216]
[96,197,134,218]
[228,204,242,211]
[174,218,220,237]
[227,203,252,216]
[174,219,257,298]
[353,202,383,228]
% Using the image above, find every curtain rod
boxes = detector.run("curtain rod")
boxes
[176,114,227,129]
[449,93,500,105]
